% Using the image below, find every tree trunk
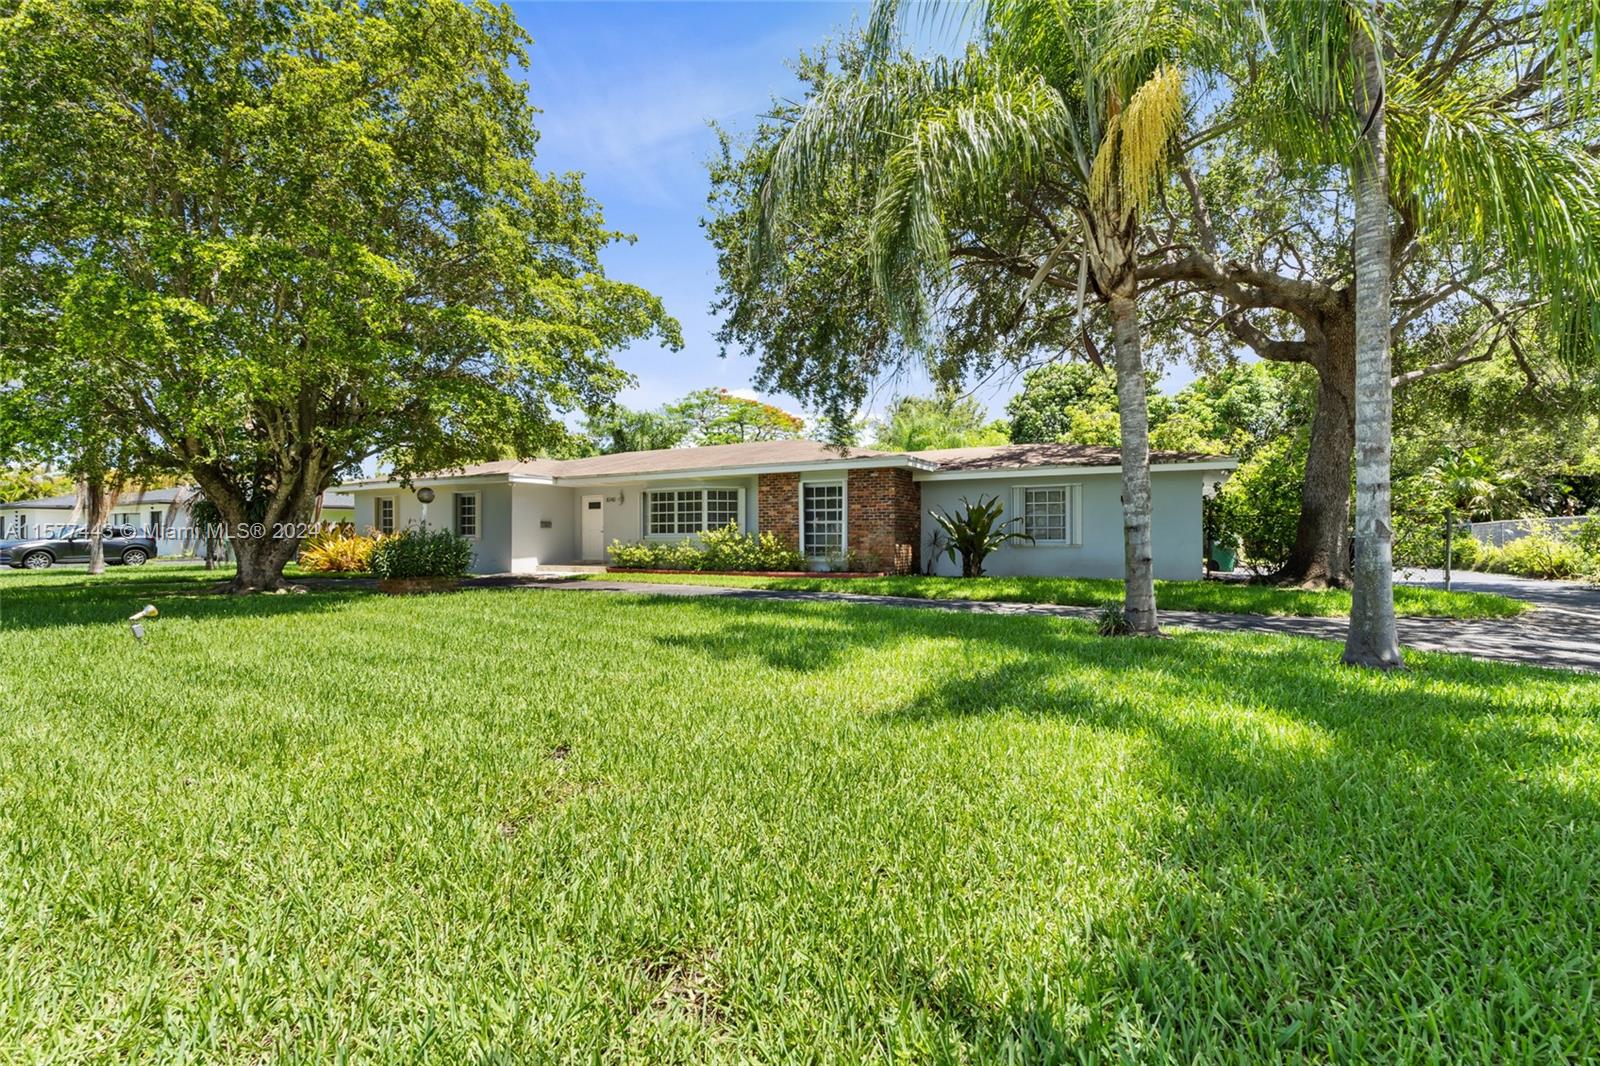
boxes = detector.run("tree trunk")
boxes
[1343,4,1404,669]
[80,474,113,576]
[1109,294,1158,635]
[1277,317,1355,588]
[190,463,324,592]
[231,533,306,590]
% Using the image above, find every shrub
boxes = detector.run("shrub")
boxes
[607,525,805,572]
[698,525,806,571]
[1095,603,1132,636]
[1571,515,1600,558]
[1471,533,1591,580]
[368,526,473,580]
[298,523,381,572]
[1212,434,1304,573]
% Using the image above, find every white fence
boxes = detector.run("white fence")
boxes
[1468,515,1594,548]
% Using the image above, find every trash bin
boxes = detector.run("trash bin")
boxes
[1209,543,1237,573]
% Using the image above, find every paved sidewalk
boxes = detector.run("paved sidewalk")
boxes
[525,579,1600,674]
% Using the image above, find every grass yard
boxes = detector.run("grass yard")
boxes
[584,570,1528,619]
[1,566,1596,1061]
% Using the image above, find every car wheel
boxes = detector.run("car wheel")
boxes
[22,551,53,569]
[121,548,149,566]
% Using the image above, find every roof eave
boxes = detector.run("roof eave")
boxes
[916,458,1239,481]
[553,454,935,485]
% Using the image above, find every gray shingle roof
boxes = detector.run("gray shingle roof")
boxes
[907,442,1225,471]
[351,438,1233,487]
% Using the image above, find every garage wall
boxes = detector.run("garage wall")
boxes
[918,470,1207,580]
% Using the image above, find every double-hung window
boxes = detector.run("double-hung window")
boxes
[1015,484,1080,546]
[377,497,395,535]
[801,481,845,557]
[453,492,479,539]
[645,488,744,536]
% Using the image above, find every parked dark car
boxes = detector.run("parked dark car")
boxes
[0,525,158,569]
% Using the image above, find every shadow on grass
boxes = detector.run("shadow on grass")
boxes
[644,595,1600,1058]
[0,568,373,632]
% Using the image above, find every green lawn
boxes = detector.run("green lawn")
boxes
[585,570,1529,618]
[1,567,1595,1061]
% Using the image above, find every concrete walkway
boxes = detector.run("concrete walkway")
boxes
[521,576,1600,674]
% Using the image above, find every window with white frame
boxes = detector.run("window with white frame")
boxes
[801,481,845,556]
[453,492,479,539]
[1016,484,1079,545]
[377,497,395,535]
[645,488,744,536]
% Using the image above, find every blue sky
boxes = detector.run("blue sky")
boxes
[512,0,983,425]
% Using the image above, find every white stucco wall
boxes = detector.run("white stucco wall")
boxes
[511,484,579,571]
[571,475,760,560]
[918,470,1209,581]
[351,481,512,573]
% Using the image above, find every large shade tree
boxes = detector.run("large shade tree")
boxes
[1185,0,1600,665]
[1138,0,1600,596]
[0,0,677,589]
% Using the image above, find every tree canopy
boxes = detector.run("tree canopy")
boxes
[0,0,678,586]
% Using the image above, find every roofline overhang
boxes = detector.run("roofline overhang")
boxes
[342,473,558,490]
[914,459,1239,482]
[553,454,935,485]
[346,454,937,490]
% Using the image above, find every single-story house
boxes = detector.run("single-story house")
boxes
[346,440,1235,579]
[0,486,355,556]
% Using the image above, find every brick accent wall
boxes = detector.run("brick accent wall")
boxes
[756,467,921,573]
[756,472,800,549]
[847,467,921,574]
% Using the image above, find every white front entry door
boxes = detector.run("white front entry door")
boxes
[580,495,605,560]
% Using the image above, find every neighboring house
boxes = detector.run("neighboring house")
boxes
[0,487,356,556]
[346,440,1236,579]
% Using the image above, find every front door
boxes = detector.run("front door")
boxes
[580,495,605,560]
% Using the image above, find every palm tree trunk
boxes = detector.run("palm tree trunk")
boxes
[1109,294,1158,635]
[1343,3,1404,669]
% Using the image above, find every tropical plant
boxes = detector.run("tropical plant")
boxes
[868,391,1008,452]
[297,524,381,573]
[929,496,1033,578]
[1095,603,1133,636]
[1181,0,1600,666]
[756,0,1189,632]
[581,407,691,455]
[367,527,473,581]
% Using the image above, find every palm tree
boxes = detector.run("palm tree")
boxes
[1189,0,1600,667]
[1426,448,1505,586]
[759,0,1187,634]
[1344,2,1402,666]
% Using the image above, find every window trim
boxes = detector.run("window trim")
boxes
[452,490,481,541]
[643,486,746,539]
[376,496,396,535]
[798,478,848,558]
[1013,483,1082,547]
